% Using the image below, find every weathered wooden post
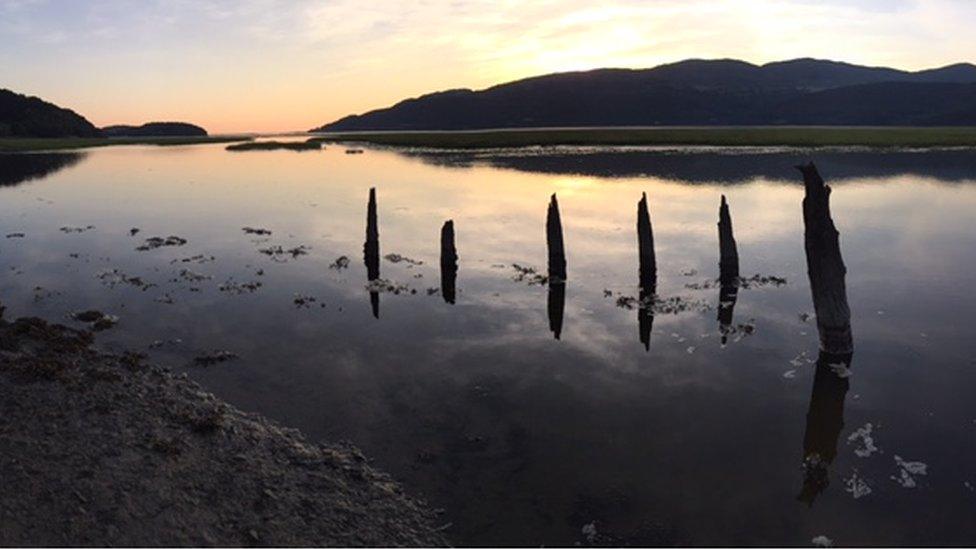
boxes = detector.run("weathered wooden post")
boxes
[796,162,855,505]
[440,220,457,305]
[637,193,657,350]
[546,194,566,339]
[718,195,739,283]
[637,192,656,287]
[799,163,852,355]
[717,195,739,344]
[546,194,566,282]
[364,187,380,318]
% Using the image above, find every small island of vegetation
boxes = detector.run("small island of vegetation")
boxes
[102,122,208,137]
[0,88,250,151]
[226,140,322,152]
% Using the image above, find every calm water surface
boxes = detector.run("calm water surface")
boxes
[2,143,976,545]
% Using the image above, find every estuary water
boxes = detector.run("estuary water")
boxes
[1,142,975,545]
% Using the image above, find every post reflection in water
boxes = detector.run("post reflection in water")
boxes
[637,192,657,350]
[364,187,380,318]
[796,163,855,505]
[440,220,458,305]
[717,195,740,345]
[546,194,566,339]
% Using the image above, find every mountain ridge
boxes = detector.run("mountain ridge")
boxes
[313,58,976,132]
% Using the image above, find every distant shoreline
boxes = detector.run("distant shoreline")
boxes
[309,126,976,149]
[0,135,252,152]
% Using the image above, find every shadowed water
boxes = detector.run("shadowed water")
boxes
[2,142,976,546]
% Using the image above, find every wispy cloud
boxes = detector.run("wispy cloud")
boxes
[0,0,972,132]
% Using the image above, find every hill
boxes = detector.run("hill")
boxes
[312,59,976,131]
[0,89,102,138]
[102,122,208,137]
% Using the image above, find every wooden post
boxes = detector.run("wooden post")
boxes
[637,193,657,350]
[798,163,853,355]
[546,194,567,283]
[363,187,380,318]
[637,192,656,290]
[717,195,740,344]
[440,220,457,305]
[545,195,567,339]
[796,163,855,505]
[718,195,739,283]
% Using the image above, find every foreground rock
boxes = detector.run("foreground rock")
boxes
[0,313,448,546]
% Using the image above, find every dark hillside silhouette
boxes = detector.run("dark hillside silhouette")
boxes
[0,89,102,138]
[313,59,976,131]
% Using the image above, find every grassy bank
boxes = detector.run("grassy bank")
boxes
[0,135,252,152]
[309,126,976,149]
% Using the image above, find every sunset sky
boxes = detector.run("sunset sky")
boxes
[2,0,974,133]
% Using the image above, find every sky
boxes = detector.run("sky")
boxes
[2,0,975,133]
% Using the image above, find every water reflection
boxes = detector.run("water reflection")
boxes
[717,195,740,345]
[637,192,656,350]
[546,194,566,339]
[796,163,855,505]
[405,148,976,184]
[364,187,380,318]
[2,143,976,545]
[798,351,853,505]
[440,220,457,304]
[0,152,86,187]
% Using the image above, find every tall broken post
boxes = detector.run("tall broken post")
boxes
[637,193,657,350]
[546,194,566,339]
[717,195,740,344]
[363,187,380,318]
[440,220,458,305]
[637,192,656,287]
[799,163,853,356]
[546,194,567,283]
[795,162,855,506]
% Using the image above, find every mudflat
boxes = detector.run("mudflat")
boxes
[0,312,449,547]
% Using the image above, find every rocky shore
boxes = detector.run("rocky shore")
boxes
[0,310,449,546]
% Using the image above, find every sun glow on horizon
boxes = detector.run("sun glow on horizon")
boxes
[2,0,975,133]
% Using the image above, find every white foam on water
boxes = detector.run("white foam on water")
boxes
[847,423,879,458]
[892,455,928,488]
[812,534,833,547]
[845,470,873,499]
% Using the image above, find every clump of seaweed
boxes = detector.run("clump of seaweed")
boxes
[258,245,310,262]
[365,278,414,295]
[384,253,424,266]
[218,279,262,295]
[511,264,548,286]
[136,236,187,251]
[70,310,119,331]
[191,350,238,367]
[329,256,350,270]
[96,269,156,290]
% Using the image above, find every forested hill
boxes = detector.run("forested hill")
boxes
[313,58,976,131]
[0,89,102,138]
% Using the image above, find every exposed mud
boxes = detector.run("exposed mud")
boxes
[0,313,449,546]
